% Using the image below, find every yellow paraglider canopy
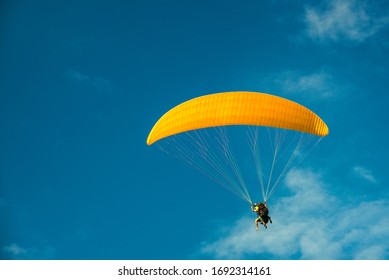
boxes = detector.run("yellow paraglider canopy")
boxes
[147,91,328,145]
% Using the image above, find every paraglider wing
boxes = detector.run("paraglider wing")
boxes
[147,91,328,145]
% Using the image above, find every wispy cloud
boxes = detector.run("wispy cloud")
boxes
[353,166,378,184]
[304,0,388,42]
[3,244,27,257]
[65,70,114,93]
[273,70,338,100]
[2,243,55,260]
[199,168,389,259]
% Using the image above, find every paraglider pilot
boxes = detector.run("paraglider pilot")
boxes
[251,201,272,231]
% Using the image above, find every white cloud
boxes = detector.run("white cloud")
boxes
[199,168,389,259]
[2,243,55,260]
[304,0,388,42]
[354,245,386,260]
[274,70,337,100]
[353,166,377,184]
[65,70,114,92]
[3,244,27,257]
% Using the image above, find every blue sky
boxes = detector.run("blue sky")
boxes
[1,0,388,260]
